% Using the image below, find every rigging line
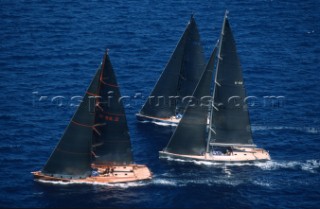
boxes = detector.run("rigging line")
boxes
[95,103,125,116]
[213,104,219,111]
[87,91,100,97]
[93,123,106,127]
[96,103,104,112]
[100,79,118,87]
[179,74,186,80]
[71,120,93,128]
[209,127,216,134]
[92,142,103,148]
[92,126,101,136]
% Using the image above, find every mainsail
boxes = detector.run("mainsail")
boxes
[42,67,101,179]
[163,46,217,155]
[92,52,133,165]
[139,15,206,118]
[159,12,270,163]
[210,13,254,146]
[42,50,134,179]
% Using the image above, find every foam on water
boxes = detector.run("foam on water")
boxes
[252,160,320,173]
[252,125,320,134]
[151,179,178,186]
[152,173,274,188]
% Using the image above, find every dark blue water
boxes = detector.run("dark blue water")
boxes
[1,0,319,208]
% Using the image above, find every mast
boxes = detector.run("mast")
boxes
[42,66,102,179]
[206,12,228,152]
[163,44,216,155]
[210,11,254,147]
[92,50,133,165]
[206,41,219,153]
[139,15,206,118]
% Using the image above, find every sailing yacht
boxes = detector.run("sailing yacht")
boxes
[136,15,207,126]
[159,11,271,162]
[32,50,152,184]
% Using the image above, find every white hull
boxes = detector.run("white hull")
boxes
[159,147,271,163]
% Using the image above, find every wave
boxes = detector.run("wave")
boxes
[252,125,320,134]
[150,177,244,187]
[161,157,320,173]
[151,175,272,188]
[35,160,319,189]
[36,179,149,188]
[255,159,320,173]
[151,161,320,188]
[37,177,179,188]
[251,180,272,188]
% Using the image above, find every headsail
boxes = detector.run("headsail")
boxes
[163,45,217,155]
[210,11,254,146]
[92,51,133,165]
[139,15,206,118]
[42,67,101,179]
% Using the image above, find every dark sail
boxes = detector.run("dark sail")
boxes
[42,68,101,178]
[163,46,217,155]
[139,15,206,118]
[211,13,253,146]
[92,51,133,165]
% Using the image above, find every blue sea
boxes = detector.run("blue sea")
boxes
[1,0,319,208]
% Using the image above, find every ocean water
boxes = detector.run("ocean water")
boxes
[1,0,320,208]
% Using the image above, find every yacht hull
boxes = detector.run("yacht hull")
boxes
[136,113,180,126]
[32,164,152,184]
[159,147,271,163]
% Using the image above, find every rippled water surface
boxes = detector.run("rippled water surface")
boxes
[1,0,319,208]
